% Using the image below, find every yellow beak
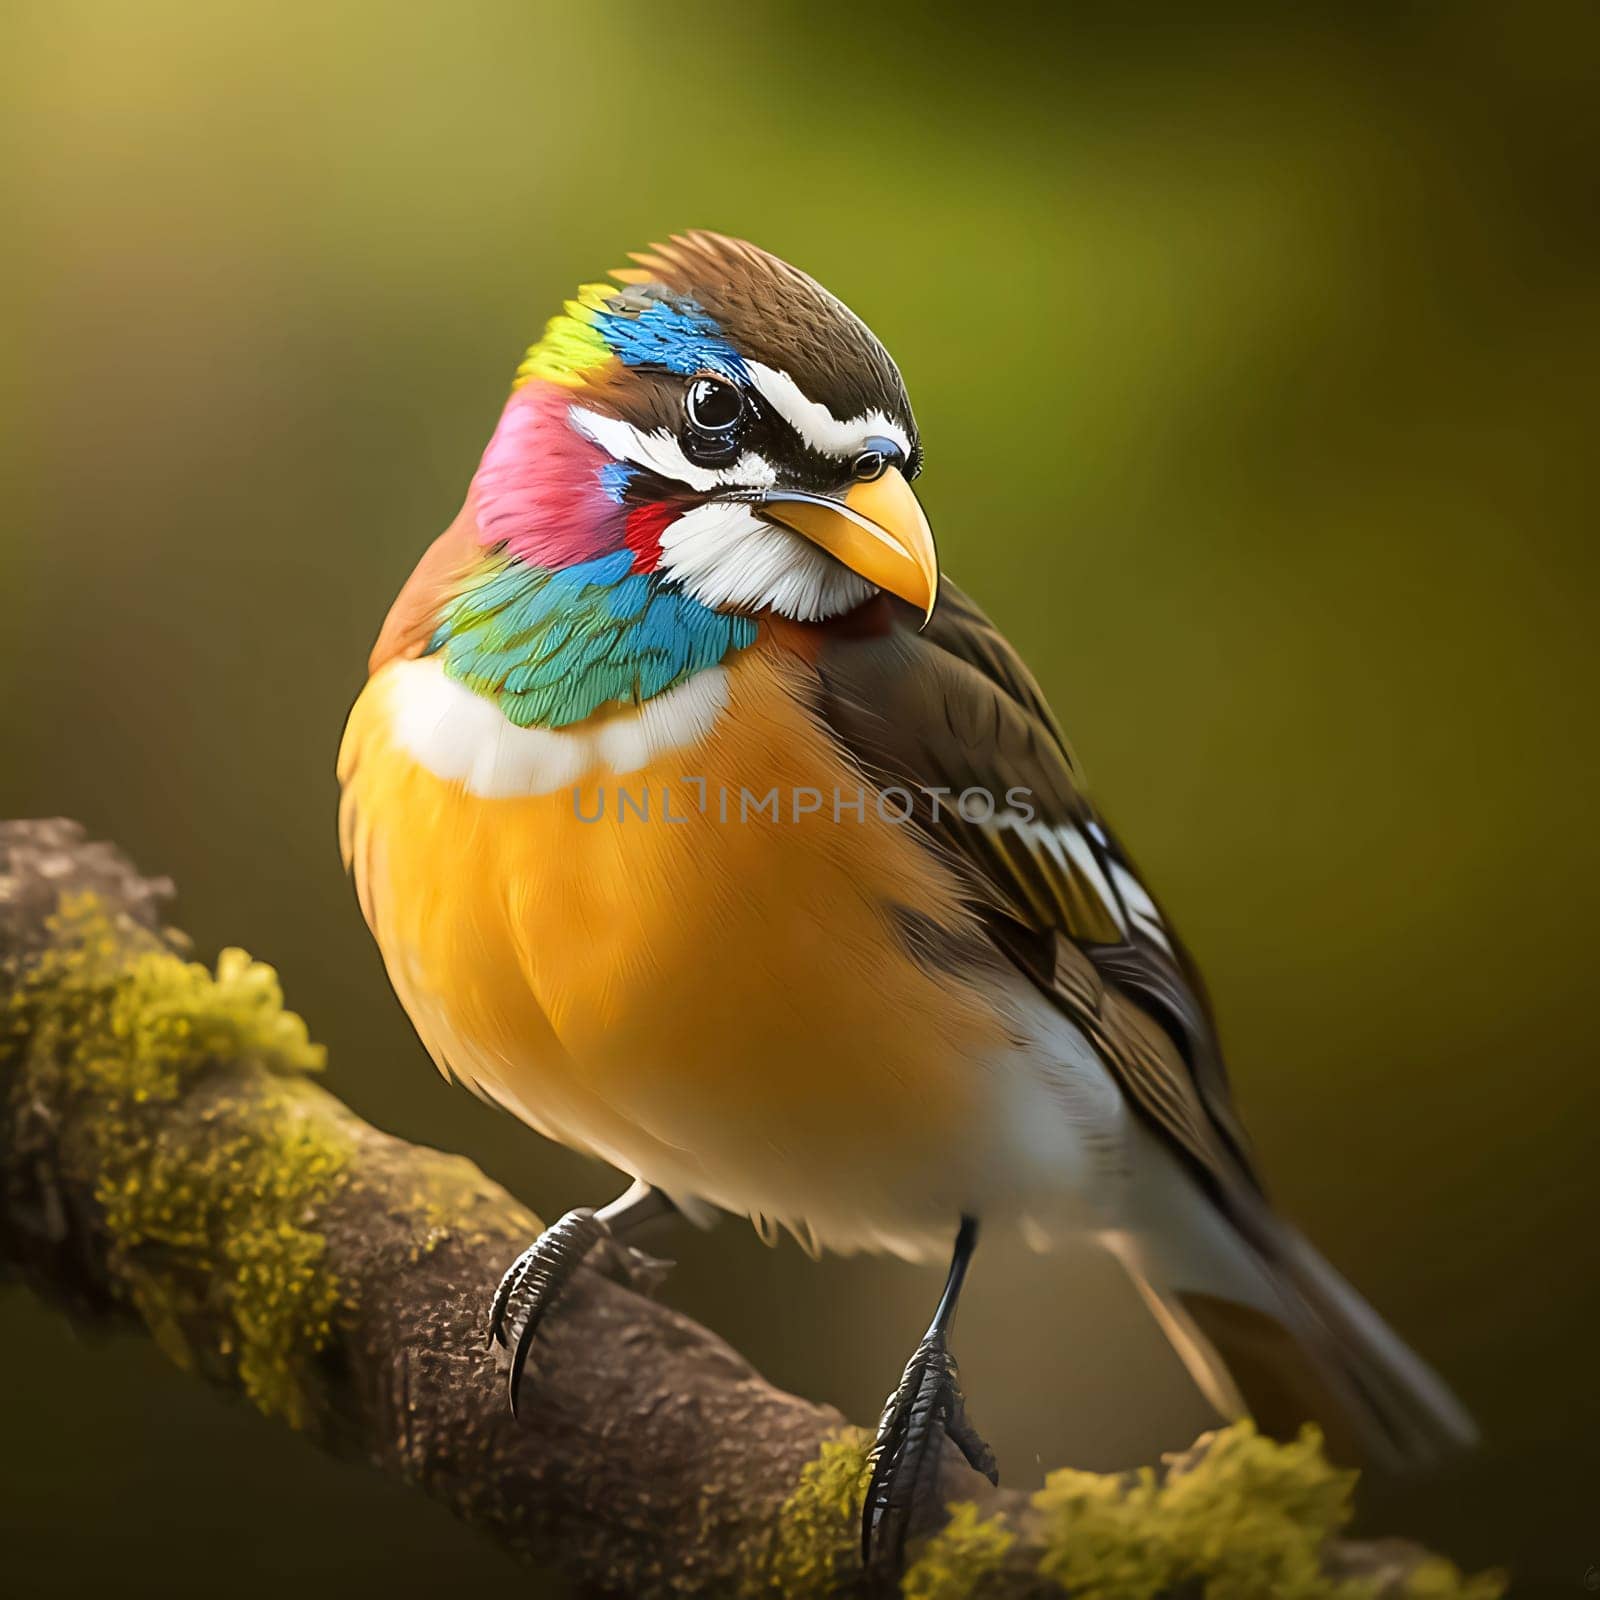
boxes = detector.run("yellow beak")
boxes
[753,467,939,623]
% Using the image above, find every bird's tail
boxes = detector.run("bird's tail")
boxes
[1107,1160,1477,1471]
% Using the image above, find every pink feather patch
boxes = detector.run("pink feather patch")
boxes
[471,383,623,566]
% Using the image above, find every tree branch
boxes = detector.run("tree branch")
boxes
[0,820,1495,1599]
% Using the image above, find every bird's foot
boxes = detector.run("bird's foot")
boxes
[861,1330,998,1581]
[487,1207,672,1415]
[609,1237,675,1296]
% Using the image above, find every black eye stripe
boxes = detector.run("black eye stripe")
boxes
[675,375,919,484]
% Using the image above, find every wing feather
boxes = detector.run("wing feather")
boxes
[810,583,1262,1198]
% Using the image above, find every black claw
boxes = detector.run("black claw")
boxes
[487,1249,537,1350]
[861,1332,996,1578]
[508,1305,540,1420]
[486,1208,608,1412]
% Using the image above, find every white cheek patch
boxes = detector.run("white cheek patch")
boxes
[729,450,778,489]
[387,655,729,798]
[657,501,874,622]
[745,361,912,461]
[569,406,776,492]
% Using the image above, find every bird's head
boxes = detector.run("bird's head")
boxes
[488,230,936,619]
[376,232,939,725]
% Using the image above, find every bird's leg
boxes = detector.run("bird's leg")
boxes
[862,1215,997,1580]
[487,1179,676,1415]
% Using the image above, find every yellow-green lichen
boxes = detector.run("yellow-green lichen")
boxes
[748,1435,1010,1599]
[902,1501,1014,1599]
[749,1430,872,1598]
[1395,1559,1506,1600]
[1031,1422,1503,1600]
[4,894,347,1426]
[745,1423,1501,1599]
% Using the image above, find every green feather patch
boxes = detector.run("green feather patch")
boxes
[429,552,755,729]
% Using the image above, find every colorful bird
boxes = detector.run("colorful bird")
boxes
[338,232,1474,1573]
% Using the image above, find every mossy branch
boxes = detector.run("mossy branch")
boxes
[0,821,1501,1599]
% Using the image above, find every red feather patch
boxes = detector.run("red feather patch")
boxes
[624,501,676,572]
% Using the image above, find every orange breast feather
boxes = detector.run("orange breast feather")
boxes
[338,639,1009,1252]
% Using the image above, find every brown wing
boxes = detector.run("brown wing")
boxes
[810,582,1262,1199]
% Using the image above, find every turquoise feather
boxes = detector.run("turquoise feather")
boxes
[428,553,756,729]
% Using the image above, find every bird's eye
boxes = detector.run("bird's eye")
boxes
[685,376,743,435]
[851,435,905,483]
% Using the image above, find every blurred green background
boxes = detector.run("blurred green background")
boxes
[2,1,1594,1592]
